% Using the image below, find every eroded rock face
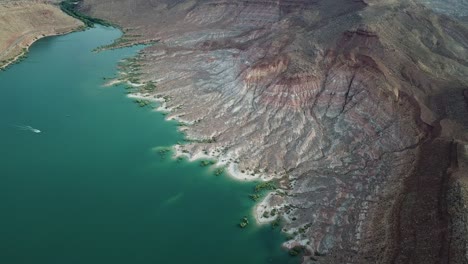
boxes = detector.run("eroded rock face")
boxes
[417,0,468,18]
[79,0,468,262]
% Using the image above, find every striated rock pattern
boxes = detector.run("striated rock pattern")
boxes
[418,0,468,18]
[78,0,468,263]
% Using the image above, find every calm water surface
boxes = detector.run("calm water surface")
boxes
[0,26,295,264]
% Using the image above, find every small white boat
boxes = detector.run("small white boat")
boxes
[14,125,41,134]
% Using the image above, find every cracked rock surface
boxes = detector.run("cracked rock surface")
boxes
[78,0,468,262]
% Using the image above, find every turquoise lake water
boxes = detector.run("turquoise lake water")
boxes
[0,26,296,264]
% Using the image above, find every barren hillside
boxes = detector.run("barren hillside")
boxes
[0,0,82,69]
[72,0,468,262]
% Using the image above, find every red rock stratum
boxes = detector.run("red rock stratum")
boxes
[78,0,468,263]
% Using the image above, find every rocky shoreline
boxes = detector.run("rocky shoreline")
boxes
[77,0,468,262]
[0,1,83,70]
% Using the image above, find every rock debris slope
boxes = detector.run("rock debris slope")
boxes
[78,0,468,262]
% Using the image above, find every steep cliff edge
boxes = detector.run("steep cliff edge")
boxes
[0,0,83,69]
[78,0,468,262]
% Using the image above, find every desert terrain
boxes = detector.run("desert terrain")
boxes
[1,0,468,263]
[76,0,468,262]
[0,0,82,69]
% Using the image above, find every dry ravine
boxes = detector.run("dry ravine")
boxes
[73,0,468,263]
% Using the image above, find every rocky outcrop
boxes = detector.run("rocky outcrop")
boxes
[78,0,468,262]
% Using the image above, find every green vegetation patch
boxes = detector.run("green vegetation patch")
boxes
[271,217,281,229]
[133,99,151,108]
[185,137,217,144]
[60,0,113,27]
[254,181,277,193]
[214,167,225,176]
[247,180,278,204]
[238,216,249,228]
[249,193,262,201]
[143,81,156,91]
[200,160,216,167]
[156,147,171,159]
[288,246,304,257]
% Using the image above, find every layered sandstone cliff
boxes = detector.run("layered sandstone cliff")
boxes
[78,0,468,263]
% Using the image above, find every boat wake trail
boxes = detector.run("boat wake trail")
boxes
[13,125,41,134]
